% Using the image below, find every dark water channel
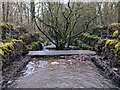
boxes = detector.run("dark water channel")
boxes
[8,55,119,88]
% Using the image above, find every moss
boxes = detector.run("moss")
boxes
[0,61,2,70]
[96,25,103,29]
[0,22,13,30]
[27,41,43,51]
[1,39,28,68]
[26,45,32,51]
[109,23,120,32]
[115,42,120,51]
[32,32,39,37]
[114,42,120,56]
[94,25,104,32]
[0,49,4,56]
[92,25,108,36]
[92,23,120,38]
[2,38,17,43]
[95,39,107,52]
[1,42,14,52]
[79,33,100,47]
[118,35,120,40]
[112,30,119,38]
[109,23,120,27]
[35,32,38,34]
[105,39,117,47]
[44,40,48,46]
[79,43,91,50]
[18,36,24,40]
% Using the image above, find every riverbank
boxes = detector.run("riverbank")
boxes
[91,55,120,87]
[2,56,31,88]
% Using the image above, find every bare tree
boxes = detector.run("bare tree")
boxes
[2,2,6,40]
[35,2,85,49]
[118,1,120,23]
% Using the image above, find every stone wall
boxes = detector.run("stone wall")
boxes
[0,23,44,68]
[74,23,120,67]
[0,40,28,68]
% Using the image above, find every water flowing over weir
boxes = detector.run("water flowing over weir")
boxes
[41,42,47,51]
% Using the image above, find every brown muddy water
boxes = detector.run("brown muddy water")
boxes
[7,55,119,88]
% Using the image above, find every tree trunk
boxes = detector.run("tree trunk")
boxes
[30,0,35,31]
[20,2,23,23]
[103,3,109,25]
[6,2,9,22]
[30,1,35,23]
[118,1,120,23]
[2,2,6,40]
[2,2,5,22]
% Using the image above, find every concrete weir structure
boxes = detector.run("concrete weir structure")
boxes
[27,50,96,56]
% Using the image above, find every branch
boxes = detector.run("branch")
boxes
[71,2,102,38]
[34,19,56,45]
[84,2,102,31]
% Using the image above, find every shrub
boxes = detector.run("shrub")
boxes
[92,23,120,39]
[79,33,100,48]
[108,23,120,32]
[0,22,27,39]
[74,33,100,50]
[27,41,43,51]
[95,39,107,52]
[79,43,92,50]
[44,40,49,46]
[93,23,120,67]
[18,32,40,45]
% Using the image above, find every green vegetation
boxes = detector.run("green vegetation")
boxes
[105,39,118,47]
[112,30,119,38]
[0,23,47,68]
[115,42,120,56]
[0,49,4,56]
[94,23,120,67]
[74,33,100,50]
[115,42,120,50]
[0,22,28,39]
[0,39,28,68]
[1,1,120,73]
[74,23,120,67]
[1,42,14,52]
[18,32,40,45]
[109,23,120,31]
[27,41,43,51]
[95,39,107,52]
[0,22,14,30]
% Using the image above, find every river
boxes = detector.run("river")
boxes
[7,55,119,88]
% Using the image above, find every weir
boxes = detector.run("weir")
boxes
[27,50,96,56]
